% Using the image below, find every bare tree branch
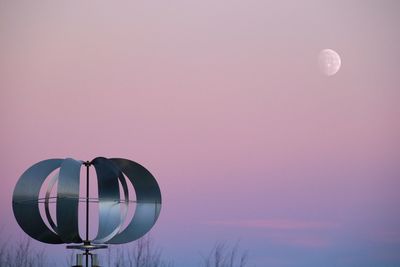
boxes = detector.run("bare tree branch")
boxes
[202,241,249,267]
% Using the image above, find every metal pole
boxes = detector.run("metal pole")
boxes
[85,252,89,267]
[85,161,90,267]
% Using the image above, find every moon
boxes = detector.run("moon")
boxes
[318,49,341,76]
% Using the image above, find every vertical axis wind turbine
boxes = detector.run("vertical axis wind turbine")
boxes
[12,157,162,267]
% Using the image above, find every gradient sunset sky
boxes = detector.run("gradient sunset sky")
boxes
[1,1,399,266]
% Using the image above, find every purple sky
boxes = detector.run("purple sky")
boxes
[1,1,400,266]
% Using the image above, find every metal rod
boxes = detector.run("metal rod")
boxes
[85,161,90,241]
[85,251,89,267]
[85,161,90,267]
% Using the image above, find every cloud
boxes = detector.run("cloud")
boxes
[270,233,331,248]
[205,218,337,248]
[206,218,339,230]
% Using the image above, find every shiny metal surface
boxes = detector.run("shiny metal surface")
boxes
[12,159,64,244]
[56,158,83,243]
[91,157,121,243]
[12,157,162,245]
[44,173,59,233]
[107,158,162,244]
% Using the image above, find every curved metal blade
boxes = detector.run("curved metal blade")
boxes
[45,172,59,233]
[106,158,162,244]
[91,157,122,243]
[13,156,162,246]
[56,158,83,243]
[12,159,64,244]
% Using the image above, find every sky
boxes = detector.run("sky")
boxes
[1,1,400,266]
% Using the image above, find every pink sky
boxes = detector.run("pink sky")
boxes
[1,1,400,266]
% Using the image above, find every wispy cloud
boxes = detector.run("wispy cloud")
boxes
[269,233,331,248]
[206,218,337,248]
[206,218,339,230]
